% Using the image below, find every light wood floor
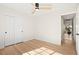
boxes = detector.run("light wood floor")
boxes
[0,39,76,55]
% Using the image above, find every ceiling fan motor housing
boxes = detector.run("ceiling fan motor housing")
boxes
[35,3,39,9]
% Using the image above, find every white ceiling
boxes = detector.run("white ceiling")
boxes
[0,3,33,15]
[0,3,78,15]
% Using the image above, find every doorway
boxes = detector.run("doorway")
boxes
[61,13,77,54]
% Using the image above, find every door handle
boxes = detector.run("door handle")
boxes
[76,33,79,35]
[5,32,7,34]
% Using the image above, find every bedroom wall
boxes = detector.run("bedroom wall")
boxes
[33,3,77,45]
[0,4,34,48]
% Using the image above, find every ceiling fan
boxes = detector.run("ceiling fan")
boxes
[32,3,52,14]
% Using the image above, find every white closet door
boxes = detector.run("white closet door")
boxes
[0,15,6,48]
[5,16,24,46]
[0,15,24,48]
[0,15,14,48]
[14,16,23,43]
[4,16,15,46]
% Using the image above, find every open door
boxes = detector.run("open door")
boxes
[75,6,79,54]
[75,15,79,54]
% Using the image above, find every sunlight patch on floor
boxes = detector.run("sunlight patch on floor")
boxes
[22,47,63,55]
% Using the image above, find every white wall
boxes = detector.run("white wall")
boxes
[33,12,61,45]
[33,3,77,45]
[0,4,34,48]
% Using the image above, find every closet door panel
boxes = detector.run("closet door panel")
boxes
[0,15,7,48]
[8,16,15,45]
[4,16,15,46]
[14,16,23,43]
[0,32,4,49]
[0,15,24,47]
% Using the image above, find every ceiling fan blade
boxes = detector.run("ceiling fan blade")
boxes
[32,9,35,14]
[39,7,52,10]
[32,3,53,14]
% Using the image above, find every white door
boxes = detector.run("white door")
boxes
[76,26,79,54]
[0,15,6,48]
[4,16,15,46]
[14,16,24,44]
[76,6,79,54]
[5,16,24,46]
[3,16,24,46]
[0,15,24,48]
[0,15,15,48]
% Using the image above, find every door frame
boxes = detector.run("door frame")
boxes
[61,13,77,54]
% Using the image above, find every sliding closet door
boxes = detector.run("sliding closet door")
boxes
[3,15,24,46]
[5,16,24,46]
[4,16,15,46]
[0,15,6,48]
[0,15,14,47]
[0,15,24,48]
[14,16,24,43]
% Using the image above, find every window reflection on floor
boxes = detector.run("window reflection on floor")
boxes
[22,47,63,55]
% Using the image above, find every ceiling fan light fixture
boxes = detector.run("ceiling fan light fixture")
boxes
[35,8,39,11]
[35,3,39,9]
